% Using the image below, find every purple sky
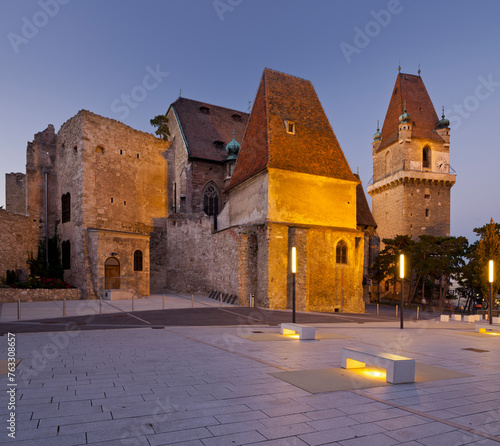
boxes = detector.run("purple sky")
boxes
[1,0,499,241]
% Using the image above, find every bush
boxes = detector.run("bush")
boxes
[16,276,72,289]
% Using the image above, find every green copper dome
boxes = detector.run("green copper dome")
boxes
[225,130,240,162]
[373,121,382,141]
[399,107,411,124]
[437,107,450,128]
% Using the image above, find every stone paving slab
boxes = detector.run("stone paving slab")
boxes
[0,321,499,445]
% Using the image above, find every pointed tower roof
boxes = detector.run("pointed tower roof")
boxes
[377,72,444,151]
[228,68,358,190]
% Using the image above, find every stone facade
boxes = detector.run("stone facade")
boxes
[0,288,81,302]
[5,173,27,215]
[0,209,38,280]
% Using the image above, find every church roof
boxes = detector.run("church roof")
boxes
[354,174,377,228]
[228,68,359,190]
[377,73,444,151]
[169,97,248,162]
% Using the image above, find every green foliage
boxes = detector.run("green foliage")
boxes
[6,269,18,284]
[17,276,72,289]
[27,227,64,280]
[150,114,170,141]
[470,218,500,298]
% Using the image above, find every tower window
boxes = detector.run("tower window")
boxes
[61,193,71,223]
[203,182,220,216]
[120,149,123,155]
[425,194,430,199]
[336,240,348,264]
[422,146,430,168]
[425,209,430,217]
[133,250,143,271]
[285,121,295,134]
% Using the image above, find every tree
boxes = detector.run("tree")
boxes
[150,114,170,141]
[472,218,500,299]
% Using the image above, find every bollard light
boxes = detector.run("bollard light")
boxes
[489,260,494,283]
[291,247,297,274]
[489,260,494,325]
[291,246,297,323]
[399,254,405,329]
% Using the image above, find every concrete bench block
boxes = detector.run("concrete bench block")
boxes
[493,317,500,324]
[440,315,449,322]
[280,323,315,340]
[464,315,475,323]
[451,314,462,321]
[341,348,415,384]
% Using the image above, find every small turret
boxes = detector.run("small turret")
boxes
[372,120,382,152]
[398,102,412,143]
[224,130,240,185]
[435,106,450,147]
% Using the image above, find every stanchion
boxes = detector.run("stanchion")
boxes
[417,306,419,320]
[376,303,379,316]
[162,294,165,309]
[63,298,66,317]
[100,295,102,314]
[132,294,135,311]
[220,292,222,307]
[192,294,194,308]
[17,298,21,320]
[396,305,398,318]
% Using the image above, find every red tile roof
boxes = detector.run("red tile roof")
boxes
[170,97,249,162]
[378,73,444,151]
[229,68,359,190]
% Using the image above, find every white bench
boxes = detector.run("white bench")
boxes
[341,348,415,384]
[280,323,315,340]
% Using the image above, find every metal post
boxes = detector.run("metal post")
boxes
[396,305,398,318]
[162,294,165,309]
[376,303,379,316]
[63,298,66,317]
[132,294,135,311]
[100,295,102,314]
[17,298,21,320]
[490,282,493,325]
[192,294,194,308]
[292,273,296,323]
[220,292,222,307]
[417,306,419,320]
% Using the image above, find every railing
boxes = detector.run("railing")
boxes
[370,161,457,185]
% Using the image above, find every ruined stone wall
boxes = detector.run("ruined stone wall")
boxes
[0,209,38,279]
[1,288,81,302]
[6,173,26,215]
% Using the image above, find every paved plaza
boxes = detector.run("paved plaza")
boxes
[0,294,499,445]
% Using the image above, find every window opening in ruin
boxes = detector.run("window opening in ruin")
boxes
[425,208,430,217]
[73,146,77,154]
[104,257,120,289]
[336,240,348,264]
[62,240,71,270]
[425,194,430,199]
[285,121,295,135]
[111,198,114,203]
[61,193,71,223]
[134,250,143,271]
[120,150,123,155]
[96,146,105,155]
[137,153,140,158]
[203,183,220,216]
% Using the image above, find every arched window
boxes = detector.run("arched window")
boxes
[336,240,348,264]
[203,183,220,216]
[134,250,143,271]
[422,146,430,168]
[62,240,71,270]
[61,193,71,223]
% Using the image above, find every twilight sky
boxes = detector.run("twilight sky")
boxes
[1,0,499,242]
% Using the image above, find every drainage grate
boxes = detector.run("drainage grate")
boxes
[113,314,129,318]
[252,331,264,333]
[462,348,489,353]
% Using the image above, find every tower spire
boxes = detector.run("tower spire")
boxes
[418,63,421,76]
[398,61,401,73]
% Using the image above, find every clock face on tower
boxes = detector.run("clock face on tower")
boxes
[435,157,447,172]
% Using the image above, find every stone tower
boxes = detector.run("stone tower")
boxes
[367,72,456,242]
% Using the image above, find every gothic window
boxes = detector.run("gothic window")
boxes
[203,183,220,216]
[422,146,430,168]
[336,240,348,264]
[133,250,143,271]
[61,193,71,223]
[62,240,71,270]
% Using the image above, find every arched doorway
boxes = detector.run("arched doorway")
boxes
[104,257,120,289]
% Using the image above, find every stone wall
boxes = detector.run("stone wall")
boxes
[0,209,38,280]
[5,173,26,215]
[0,288,81,302]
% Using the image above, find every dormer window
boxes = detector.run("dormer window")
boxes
[200,106,209,114]
[285,120,295,135]
[213,140,224,149]
[232,114,242,122]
